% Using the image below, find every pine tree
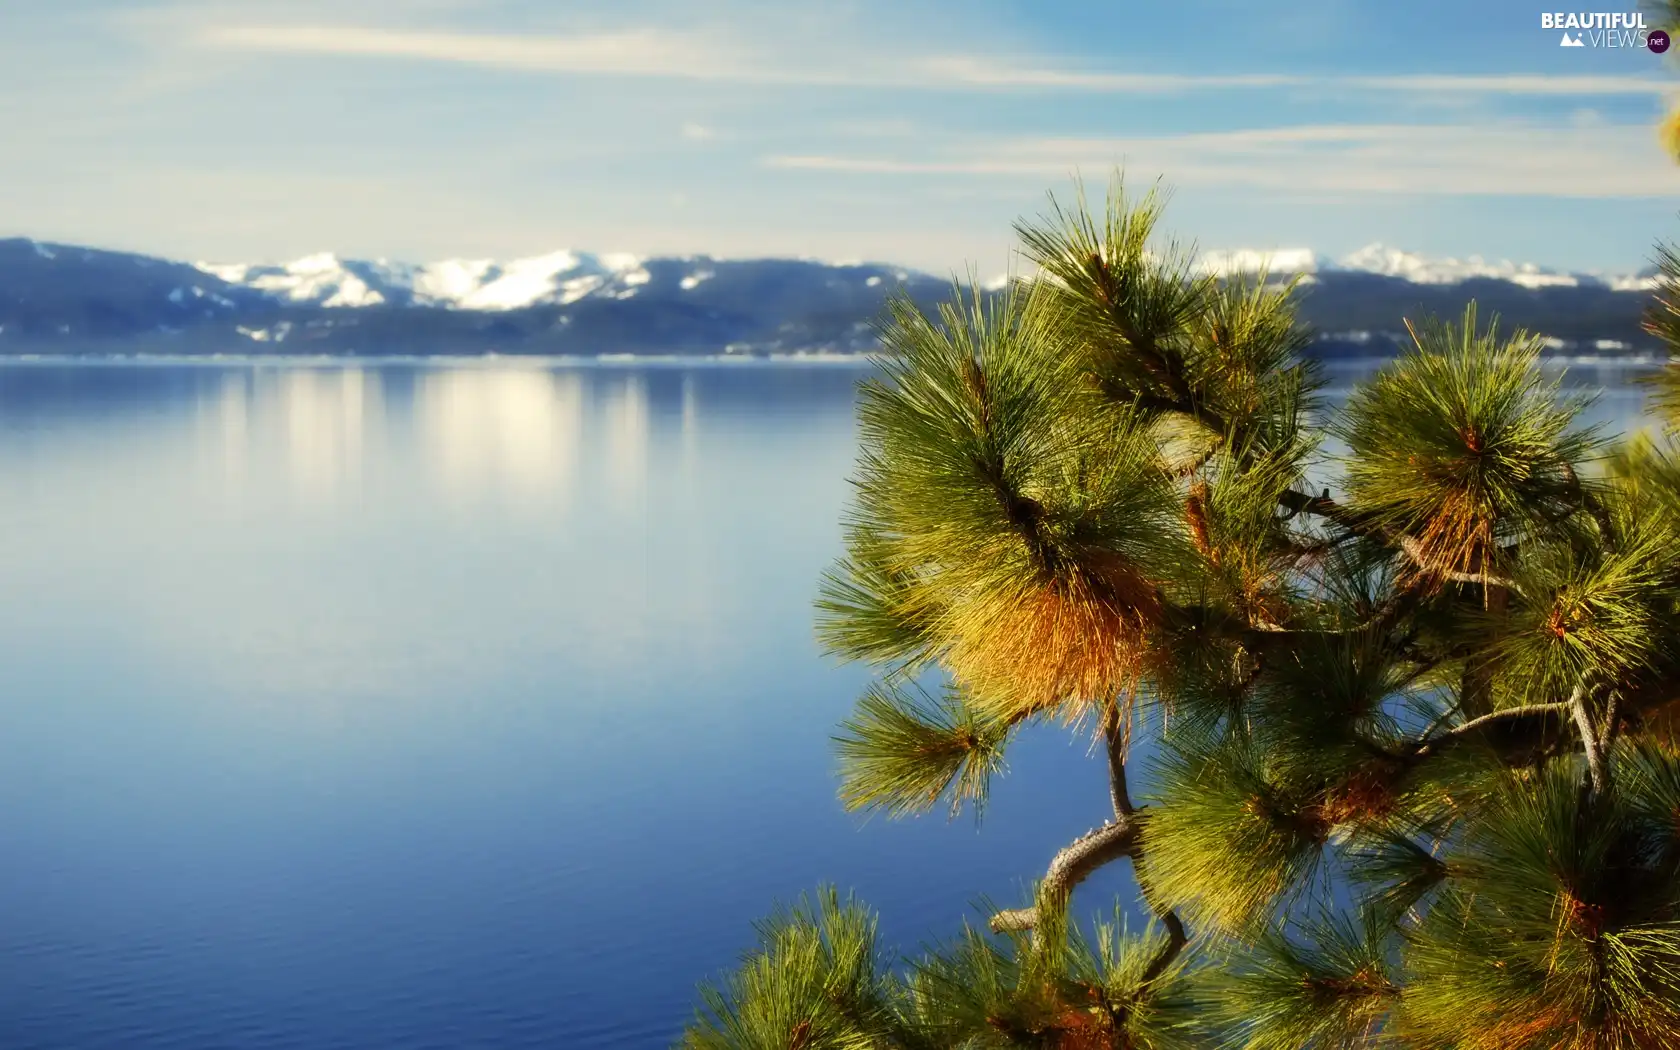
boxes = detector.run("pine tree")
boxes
[681,180,1680,1049]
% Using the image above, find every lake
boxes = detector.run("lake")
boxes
[0,358,1657,1049]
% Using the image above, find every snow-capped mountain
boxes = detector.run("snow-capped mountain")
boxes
[196,250,658,311]
[1194,247,1331,279]
[1193,243,1659,292]
[189,239,1664,314]
[0,236,1665,357]
[204,243,1660,310]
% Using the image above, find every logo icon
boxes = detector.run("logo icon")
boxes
[1560,31,1586,46]
[1651,29,1671,52]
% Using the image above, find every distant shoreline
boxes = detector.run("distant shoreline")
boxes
[0,350,1667,369]
[0,351,887,368]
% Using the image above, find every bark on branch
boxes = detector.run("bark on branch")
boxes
[1102,722,1188,985]
[1136,878,1188,987]
[991,716,1190,995]
[1569,681,1610,796]
[991,715,1149,935]
[988,818,1141,933]
[1392,535,1526,597]
[1409,702,1572,761]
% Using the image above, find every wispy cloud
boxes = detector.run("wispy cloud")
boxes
[1344,74,1677,97]
[766,123,1679,198]
[920,58,1675,97]
[190,23,1678,97]
[196,24,756,79]
[907,56,1307,92]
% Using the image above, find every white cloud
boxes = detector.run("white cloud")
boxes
[1339,74,1677,97]
[680,122,715,141]
[196,24,754,79]
[187,23,1679,97]
[908,55,1307,91]
[765,122,1679,198]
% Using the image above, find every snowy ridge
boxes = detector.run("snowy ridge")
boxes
[1192,242,1659,292]
[196,250,655,311]
[193,242,1661,312]
[199,253,387,308]
[1336,244,1581,289]
[1194,248,1331,278]
[0,236,1663,355]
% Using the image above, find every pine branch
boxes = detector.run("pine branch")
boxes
[1393,534,1526,596]
[988,819,1141,933]
[1404,761,1680,1048]
[1346,824,1450,924]
[1418,702,1573,750]
[1135,887,1188,992]
[1209,912,1401,1050]
[683,887,918,1050]
[1133,736,1334,936]
[1157,597,1394,658]
[1568,680,1609,795]
[835,683,1014,819]
[1102,717,1188,989]
[1276,487,1368,529]
[1406,702,1575,771]
[1600,688,1623,751]
[1083,252,1195,405]
[1103,707,1133,819]
[1277,488,1527,593]
[1562,461,1618,552]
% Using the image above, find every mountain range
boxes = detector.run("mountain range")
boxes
[0,237,1665,358]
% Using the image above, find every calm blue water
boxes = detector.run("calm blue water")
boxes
[0,359,1655,1049]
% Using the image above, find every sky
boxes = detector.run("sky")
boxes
[3,0,1680,273]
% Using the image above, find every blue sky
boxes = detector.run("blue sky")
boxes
[3,0,1679,272]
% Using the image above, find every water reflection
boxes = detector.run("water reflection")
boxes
[191,368,381,495]
[276,368,375,494]
[599,373,649,509]
[177,365,678,509]
[212,371,249,480]
[412,367,583,503]
[680,373,700,442]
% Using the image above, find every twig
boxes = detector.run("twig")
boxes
[1105,709,1133,819]
[1569,681,1609,796]
[1276,490,1526,595]
[1104,740,1189,987]
[1599,689,1622,752]
[1409,702,1572,760]
[1392,535,1525,597]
